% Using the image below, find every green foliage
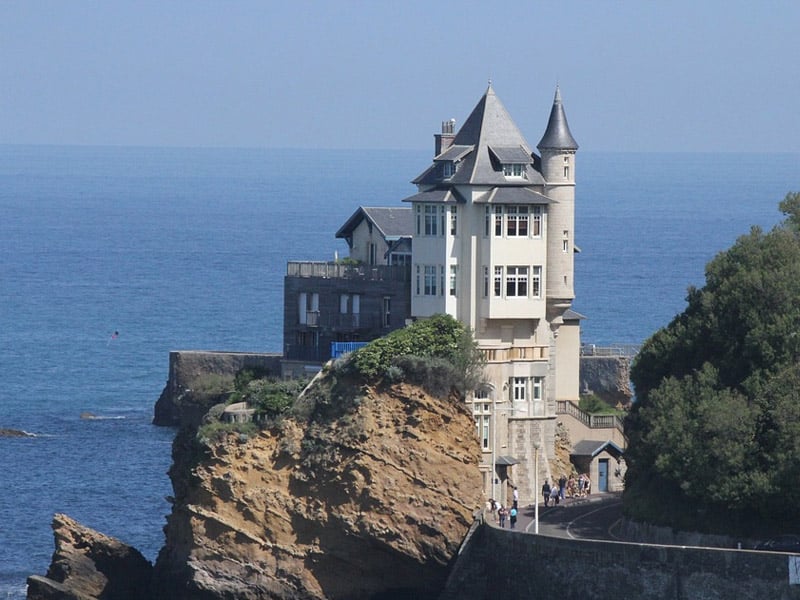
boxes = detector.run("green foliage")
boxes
[578,393,619,415]
[348,313,485,395]
[190,373,234,398]
[627,193,800,534]
[244,378,307,419]
[196,420,258,446]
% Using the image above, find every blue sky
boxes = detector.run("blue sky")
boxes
[3,1,799,152]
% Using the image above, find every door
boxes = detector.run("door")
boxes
[598,458,609,492]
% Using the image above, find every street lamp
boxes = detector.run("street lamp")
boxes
[533,438,540,535]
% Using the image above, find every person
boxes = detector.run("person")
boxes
[584,475,591,495]
[490,498,497,521]
[558,474,567,500]
[512,486,519,510]
[567,475,576,498]
[542,480,551,507]
[498,505,507,528]
[509,506,517,529]
[550,484,559,506]
[578,473,585,496]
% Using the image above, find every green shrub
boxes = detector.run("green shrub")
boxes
[190,373,234,398]
[350,314,485,393]
[196,420,258,446]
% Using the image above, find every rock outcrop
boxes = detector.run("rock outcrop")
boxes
[153,378,483,600]
[579,355,633,407]
[27,514,152,600]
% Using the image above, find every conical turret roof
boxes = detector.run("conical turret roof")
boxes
[537,86,578,151]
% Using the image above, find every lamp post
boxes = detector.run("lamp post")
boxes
[533,439,540,534]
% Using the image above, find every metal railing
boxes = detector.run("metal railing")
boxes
[287,262,410,282]
[580,344,640,357]
[556,400,624,433]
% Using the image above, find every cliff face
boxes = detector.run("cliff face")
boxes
[579,355,633,406]
[153,378,484,600]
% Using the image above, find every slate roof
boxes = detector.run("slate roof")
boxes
[400,188,465,205]
[571,440,624,458]
[412,85,546,187]
[475,186,555,205]
[537,86,579,151]
[563,308,586,321]
[335,207,413,241]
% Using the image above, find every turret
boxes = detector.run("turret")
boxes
[537,86,578,306]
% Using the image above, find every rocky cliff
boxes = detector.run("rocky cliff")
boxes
[153,376,483,600]
[31,370,483,600]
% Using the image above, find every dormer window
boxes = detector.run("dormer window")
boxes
[502,163,526,178]
[442,161,456,178]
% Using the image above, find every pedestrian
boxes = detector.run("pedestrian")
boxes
[509,506,517,529]
[542,480,551,507]
[550,484,559,506]
[490,498,497,521]
[512,486,519,510]
[558,474,567,500]
[498,505,506,528]
[578,474,585,496]
[567,475,576,498]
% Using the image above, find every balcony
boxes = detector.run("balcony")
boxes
[481,345,549,363]
[287,262,410,282]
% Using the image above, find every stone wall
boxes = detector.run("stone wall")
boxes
[152,351,282,427]
[580,355,633,406]
[440,522,800,600]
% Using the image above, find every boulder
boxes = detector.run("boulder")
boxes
[27,514,152,600]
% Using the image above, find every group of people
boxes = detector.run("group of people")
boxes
[542,473,591,506]
[486,496,518,529]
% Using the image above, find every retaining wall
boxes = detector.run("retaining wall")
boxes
[440,522,800,600]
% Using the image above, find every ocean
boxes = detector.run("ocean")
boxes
[0,145,797,598]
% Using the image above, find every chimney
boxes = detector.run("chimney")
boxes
[434,119,456,156]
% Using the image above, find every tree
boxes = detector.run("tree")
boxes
[626,193,800,534]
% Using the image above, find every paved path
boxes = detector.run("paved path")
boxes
[491,492,624,541]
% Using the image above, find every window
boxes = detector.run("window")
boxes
[484,206,491,237]
[532,206,542,237]
[506,266,528,297]
[424,265,437,296]
[449,265,457,296]
[424,205,438,236]
[472,398,491,450]
[506,206,529,237]
[415,205,421,235]
[368,242,377,265]
[503,163,525,177]
[450,206,457,236]
[564,165,570,178]
[442,161,455,178]
[494,206,503,237]
[440,265,445,296]
[382,297,391,327]
[340,294,349,314]
[415,265,421,295]
[493,266,503,297]
[513,377,526,401]
[563,230,569,253]
[532,266,542,298]
[483,266,489,298]
[532,377,543,400]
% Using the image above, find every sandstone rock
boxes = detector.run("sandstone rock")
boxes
[27,514,152,600]
[154,378,484,600]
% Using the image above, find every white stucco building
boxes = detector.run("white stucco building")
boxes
[403,84,583,504]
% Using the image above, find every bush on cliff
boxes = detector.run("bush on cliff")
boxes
[345,314,485,395]
[626,193,800,535]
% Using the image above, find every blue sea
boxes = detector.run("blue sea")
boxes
[0,145,797,598]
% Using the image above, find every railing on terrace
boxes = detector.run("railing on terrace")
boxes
[331,341,367,359]
[299,312,378,330]
[481,345,548,363]
[287,262,410,282]
[580,344,640,357]
[556,400,625,434]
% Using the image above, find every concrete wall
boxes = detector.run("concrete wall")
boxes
[441,523,800,600]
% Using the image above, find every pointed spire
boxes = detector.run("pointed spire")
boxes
[537,85,578,151]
